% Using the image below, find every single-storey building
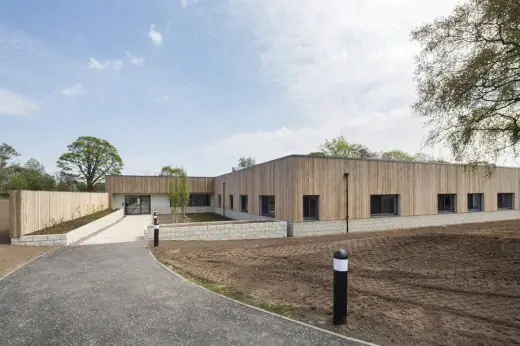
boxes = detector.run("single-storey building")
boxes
[106,155,520,236]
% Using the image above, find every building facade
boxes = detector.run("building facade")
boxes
[106,155,520,236]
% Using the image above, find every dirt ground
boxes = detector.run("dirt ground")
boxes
[153,220,520,346]
[158,213,232,224]
[30,209,116,235]
[0,245,54,277]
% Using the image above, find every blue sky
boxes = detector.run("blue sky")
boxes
[1,0,463,176]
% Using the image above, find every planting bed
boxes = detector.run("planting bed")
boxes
[157,212,232,224]
[30,209,116,235]
[152,219,520,346]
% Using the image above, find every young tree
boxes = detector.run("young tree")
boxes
[57,136,123,191]
[166,167,190,222]
[160,165,184,176]
[238,157,256,168]
[177,170,190,220]
[412,0,520,163]
[169,179,181,223]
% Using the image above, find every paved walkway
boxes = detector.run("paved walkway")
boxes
[80,215,150,245]
[0,242,368,345]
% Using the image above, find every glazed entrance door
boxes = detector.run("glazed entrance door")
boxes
[124,195,151,215]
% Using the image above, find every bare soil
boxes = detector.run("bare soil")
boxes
[152,220,520,346]
[30,209,117,235]
[0,245,53,277]
[158,213,232,224]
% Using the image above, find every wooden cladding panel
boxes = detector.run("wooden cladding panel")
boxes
[106,176,214,194]
[291,157,520,222]
[213,158,294,220]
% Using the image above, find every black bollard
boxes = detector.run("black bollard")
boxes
[333,248,348,325]
[153,210,159,247]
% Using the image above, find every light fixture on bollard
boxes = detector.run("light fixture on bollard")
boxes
[153,210,159,247]
[333,248,348,325]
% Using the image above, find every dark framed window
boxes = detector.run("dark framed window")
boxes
[240,195,248,213]
[303,195,319,220]
[218,194,222,208]
[370,194,399,216]
[229,195,234,210]
[438,194,456,213]
[188,194,211,207]
[498,193,514,210]
[467,193,483,212]
[260,195,275,218]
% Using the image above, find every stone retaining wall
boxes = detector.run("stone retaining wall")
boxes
[288,210,520,237]
[212,207,274,221]
[11,209,124,246]
[145,219,287,241]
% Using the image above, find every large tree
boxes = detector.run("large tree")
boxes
[312,136,377,159]
[412,0,520,163]
[381,150,416,161]
[238,156,256,168]
[0,143,20,195]
[57,136,123,191]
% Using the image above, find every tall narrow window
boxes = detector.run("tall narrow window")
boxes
[260,195,275,218]
[218,194,222,208]
[498,193,514,210]
[229,195,234,210]
[467,193,483,212]
[240,195,248,213]
[370,195,399,216]
[438,194,456,213]
[303,195,319,220]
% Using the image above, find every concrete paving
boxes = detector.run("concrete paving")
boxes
[80,215,150,245]
[0,242,369,346]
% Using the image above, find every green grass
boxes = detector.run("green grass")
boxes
[158,259,296,318]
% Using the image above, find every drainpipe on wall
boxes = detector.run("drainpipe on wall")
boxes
[344,173,350,233]
[222,182,226,217]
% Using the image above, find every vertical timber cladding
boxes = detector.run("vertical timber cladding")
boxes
[105,176,215,194]
[213,157,295,221]
[291,156,520,222]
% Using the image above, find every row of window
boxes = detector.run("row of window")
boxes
[371,193,514,216]
[186,192,515,220]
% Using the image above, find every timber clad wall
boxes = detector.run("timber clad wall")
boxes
[213,157,295,221]
[106,176,214,194]
[9,191,109,238]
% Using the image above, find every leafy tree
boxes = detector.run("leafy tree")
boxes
[381,150,416,161]
[57,136,123,191]
[313,136,377,158]
[238,157,256,168]
[412,0,520,163]
[0,143,20,195]
[309,151,326,157]
[160,165,184,176]
[166,167,190,222]
[5,158,55,191]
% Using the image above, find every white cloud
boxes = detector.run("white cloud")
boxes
[0,88,38,116]
[211,0,458,160]
[180,0,188,8]
[154,95,170,103]
[149,24,163,46]
[60,83,86,96]
[87,57,123,71]
[125,52,145,66]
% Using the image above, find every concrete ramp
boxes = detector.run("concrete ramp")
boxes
[79,215,150,245]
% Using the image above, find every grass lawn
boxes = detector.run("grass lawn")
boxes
[152,220,520,346]
[158,213,232,224]
[0,245,54,277]
[30,209,117,235]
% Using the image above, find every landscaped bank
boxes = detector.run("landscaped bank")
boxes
[11,209,124,246]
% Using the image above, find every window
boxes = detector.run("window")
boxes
[188,194,211,207]
[240,195,248,213]
[438,194,456,213]
[303,195,319,220]
[260,195,275,218]
[370,195,399,216]
[467,193,483,212]
[498,193,514,210]
[229,195,234,210]
[218,194,222,208]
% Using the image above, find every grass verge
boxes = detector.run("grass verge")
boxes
[157,258,296,318]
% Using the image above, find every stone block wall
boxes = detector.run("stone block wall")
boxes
[145,219,287,241]
[289,210,520,237]
[212,207,274,221]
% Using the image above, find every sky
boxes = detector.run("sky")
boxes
[0,0,467,176]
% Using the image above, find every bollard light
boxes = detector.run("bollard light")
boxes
[153,210,159,247]
[333,248,348,325]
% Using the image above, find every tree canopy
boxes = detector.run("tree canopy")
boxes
[160,166,184,176]
[57,136,123,191]
[238,157,256,168]
[412,0,520,163]
[380,150,416,161]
